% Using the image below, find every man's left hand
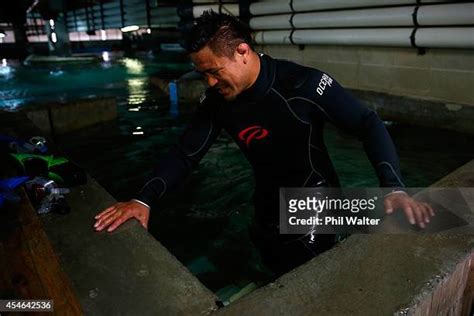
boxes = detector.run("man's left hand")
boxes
[384,192,435,228]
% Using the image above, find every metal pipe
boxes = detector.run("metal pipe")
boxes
[253,27,474,49]
[250,3,474,29]
[250,0,450,16]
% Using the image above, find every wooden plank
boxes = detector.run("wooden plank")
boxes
[461,254,474,316]
[0,189,83,315]
[0,203,48,301]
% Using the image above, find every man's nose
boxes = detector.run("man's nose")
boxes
[206,75,218,87]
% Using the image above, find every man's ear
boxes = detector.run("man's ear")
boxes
[236,43,250,58]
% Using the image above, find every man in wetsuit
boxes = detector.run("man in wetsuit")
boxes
[94,11,434,274]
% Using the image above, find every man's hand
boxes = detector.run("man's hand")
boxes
[384,192,434,229]
[94,200,150,232]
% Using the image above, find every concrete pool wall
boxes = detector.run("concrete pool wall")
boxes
[4,110,473,315]
[257,45,474,135]
[213,161,474,316]
[257,45,473,107]
[22,97,117,135]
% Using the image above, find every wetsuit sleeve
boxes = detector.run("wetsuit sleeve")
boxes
[306,70,405,188]
[133,95,222,209]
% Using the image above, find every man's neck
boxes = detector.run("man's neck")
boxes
[245,52,261,90]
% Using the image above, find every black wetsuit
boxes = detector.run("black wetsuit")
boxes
[134,53,404,274]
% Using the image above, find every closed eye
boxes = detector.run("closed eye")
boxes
[195,67,224,78]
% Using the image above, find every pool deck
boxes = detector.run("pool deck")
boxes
[1,111,473,315]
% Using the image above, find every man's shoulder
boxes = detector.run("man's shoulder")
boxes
[271,57,323,96]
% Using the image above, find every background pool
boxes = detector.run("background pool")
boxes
[0,54,191,111]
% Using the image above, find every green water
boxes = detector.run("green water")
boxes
[0,55,192,110]
[4,56,473,299]
[57,109,474,297]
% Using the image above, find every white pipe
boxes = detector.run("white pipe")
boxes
[251,6,413,29]
[254,29,411,46]
[192,4,240,18]
[250,3,474,29]
[416,27,474,48]
[250,0,450,16]
[418,3,474,25]
[253,27,474,49]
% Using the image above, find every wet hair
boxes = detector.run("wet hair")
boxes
[184,10,253,58]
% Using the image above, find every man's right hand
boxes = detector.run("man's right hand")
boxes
[94,200,150,232]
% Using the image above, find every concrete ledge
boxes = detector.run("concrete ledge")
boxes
[215,235,474,316]
[214,161,474,316]
[23,97,117,135]
[352,89,474,135]
[431,161,474,188]
[41,176,218,315]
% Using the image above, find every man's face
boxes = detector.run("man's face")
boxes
[190,45,249,101]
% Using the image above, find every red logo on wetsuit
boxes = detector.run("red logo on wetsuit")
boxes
[238,126,269,147]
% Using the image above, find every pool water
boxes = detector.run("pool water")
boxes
[0,55,192,111]
[4,56,474,301]
[56,107,474,299]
